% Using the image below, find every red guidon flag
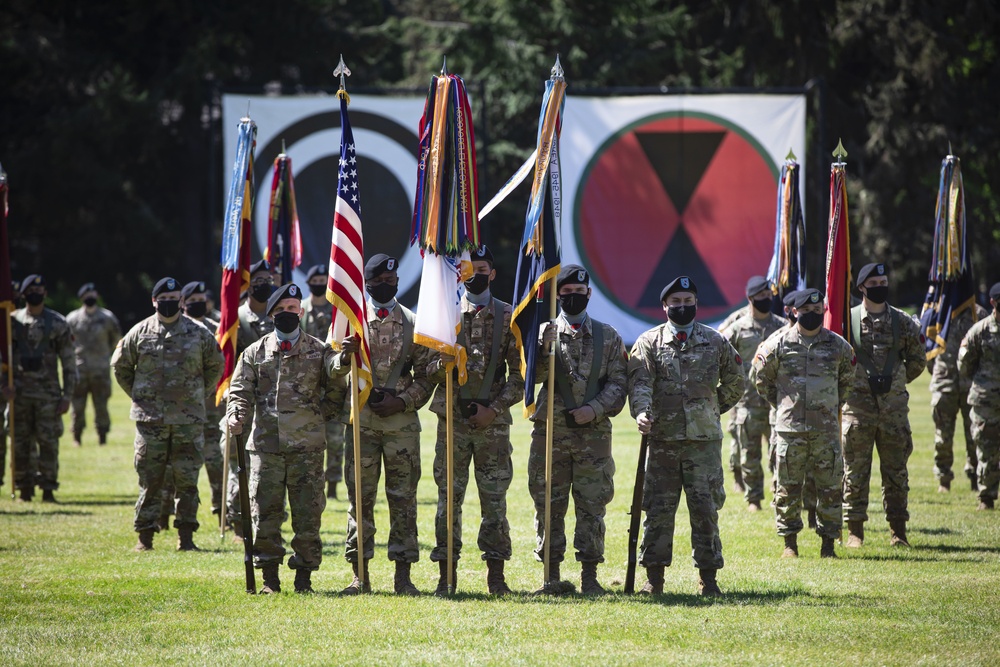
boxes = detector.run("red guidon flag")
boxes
[823,159,852,339]
[326,93,372,408]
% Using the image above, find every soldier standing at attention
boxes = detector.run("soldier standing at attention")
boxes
[111,277,223,551]
[958,282,1000,511]
[227,283,345,594]
[5,274,76,502]
[628,276,743,596]
[428,245,523,596]
[842,263,926,548]
[751,289,856,558]
[724,276,787,512]
[531,265,627,594]
[718,304,750,494]
[66,282,121,446]
[334,254,433,596]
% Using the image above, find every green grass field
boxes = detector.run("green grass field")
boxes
[2,373,998,666]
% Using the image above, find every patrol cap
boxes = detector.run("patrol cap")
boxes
[745,275,770,298]
[557,264,589,290]
[856,262,888,287]
[152,277,180,298]
[660,276,697,302]
[266,282,302,315]
[471,244,494,267]
[989,282,1000,301]
[22,274,44,289]
[364,254,397,280]
[249,259,271,277]
[782,290,801,307]
[77,282,96,298]
[306,264,328,281]
[181,281,207,299]
[791,288,824,309]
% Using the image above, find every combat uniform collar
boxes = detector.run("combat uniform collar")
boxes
[558,312,593,336]
[663,321,708,346]
[240,300,267,324]
[264,331,301,356]
[789,326,833,346]
[859,302,891,322]
[366,299,402,323]
[461,294,496,316]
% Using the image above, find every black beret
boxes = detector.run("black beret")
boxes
[181,281,207,299]
[989,282,1000,301]
[152,277,180,298]
[781,290,801,307]
[77,282,96,298]
[364,254,397,281]
[471,244,494,266]
[856,262,888,287]
[306,264,328,281]
[791,288,824,308]
[745,275,770,298]
[557,264,589,290]
[22,274,44,289]
[249,259,271,276]
[659,276,697,302]
[266,282,302,315]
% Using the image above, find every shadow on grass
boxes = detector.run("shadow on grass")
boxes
[912,526,960,536]
[848,546,998,562]
[0,509,94,517]
[57,498,136,507]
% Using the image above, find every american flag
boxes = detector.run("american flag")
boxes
[326,94,372,408]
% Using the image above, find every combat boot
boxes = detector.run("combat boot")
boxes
[846,521,864,548]
[17,487,32,502]
[889,521,910,547]
[782,534,798,558]
[230,521,244,543]
[134,529,154,552]
[434,560,457,597]
[977,498,995,511]
[747,501,761,513]
[698,568,722,597]
[580,562,606,596]
[486,559,512,596]
[532,561,562,595]
[968,471,979,492]
[177,527,200,551]
[261,564,281,594]
[638,565,664,595]
[938,478,951,493]
[820,536,838,558]
[341,559,371,595]
[393,561,420,596]
[98,429,108,446]
[327,481,337,500]
[807,509,817,529]
[294,569,314,594]
[41,489,57,503]
[732,468,745,494]
[157,512,171,532]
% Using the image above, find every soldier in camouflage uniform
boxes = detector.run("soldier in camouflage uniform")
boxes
[227,283,346,594]
[628,276,743,596]
[428,245,523,596]
[751,289,856,558]
[301,263,346,500]
[530,265,627,595]
[958,283,1000,510]
[842,263,926,548]
[112,277,224,551]
[724,276,787,511]
[66,282,121,446]
[333,255,433,595]
[718,304,750,493]
[5,275,76,502]
[928,300,990,492]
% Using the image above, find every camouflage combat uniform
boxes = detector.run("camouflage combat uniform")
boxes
[66,305,121,441]
[724,309,787,504]
[427,295,523,563]
[302,298,345,488]
[11,307,76,491]
[627,322,743,569]
[528,314,627,565]
[227,331,345,571]
[751,326,855,538]
[842,304,926,526]
[958,312,1000,504]
[112,314,223,533]
[929,305,989,486]
[718,305,750,481]
[333,302,433,563]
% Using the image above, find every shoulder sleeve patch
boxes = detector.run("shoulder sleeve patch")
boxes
[735,353,742,366]
[851,355,857,367]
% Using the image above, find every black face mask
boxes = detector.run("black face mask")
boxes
[185,302,207,318]
[25,293,44,306]
[156,299,180,318]
[272,311,300,334]
[797,311,823,331]
[560,293,589,317]
[864,285,889,305]
[465,273,490,295]
[83,296,98,308]
[667,304,697,326]
[308,283,327,297]
[366,283,398,304]
[752,298,772,314]
[251,283,274,303]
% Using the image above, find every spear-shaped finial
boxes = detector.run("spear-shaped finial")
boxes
[551,54,564,81]
[334,54,352,103]
[240,99,251,123]
[786,147,797,162]
[832,138,848,164]
[440,55,448,75]
[281,139,286,156]
[947,140,954,159]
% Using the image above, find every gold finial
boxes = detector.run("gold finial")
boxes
[785,147,797,162]
[334,55,352,103]
[832,138,848,163]
[551,54,564,81]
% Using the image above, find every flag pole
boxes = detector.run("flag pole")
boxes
[350,354,365,587]
[221,420,230,538]
[6,311,13,499]
[446,363,455,595]
[543,275,558,585]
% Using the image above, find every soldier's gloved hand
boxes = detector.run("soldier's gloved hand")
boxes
[541,323,557,347]
[228,414,244,435]
[468,403,498,429]
[340,336,360,356]
[636,411,653,434]
[57,397,71,415]
[0,385,14,401]
[370,394,405,417]
[569,405,596,425]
